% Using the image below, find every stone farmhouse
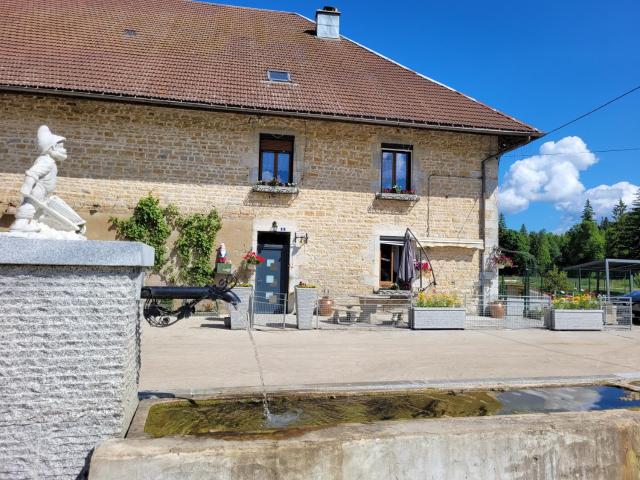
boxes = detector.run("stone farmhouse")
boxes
[0,0,541,300]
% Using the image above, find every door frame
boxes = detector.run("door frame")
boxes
[255,231,291,298]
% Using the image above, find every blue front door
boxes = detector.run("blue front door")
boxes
[255,232,290,314]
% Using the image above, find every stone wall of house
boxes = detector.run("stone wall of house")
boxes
[0,92,499,297]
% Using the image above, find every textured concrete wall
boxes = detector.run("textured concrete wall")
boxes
[90,409,640,480]
[0,92,499,297]
[0,239,152,479]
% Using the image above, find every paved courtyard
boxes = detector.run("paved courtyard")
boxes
[140,316,640,393]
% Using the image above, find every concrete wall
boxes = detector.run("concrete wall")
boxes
[0,92,500,298]
[90,409,640,479]
[0,238,153,479]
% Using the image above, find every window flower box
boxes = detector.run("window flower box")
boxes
[375,192,419,202]
[252,179,298,195]
[294,284,317,330]
[549,309,603,331]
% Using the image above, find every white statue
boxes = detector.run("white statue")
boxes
[7,125,86,240]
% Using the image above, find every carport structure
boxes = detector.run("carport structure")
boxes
[565,259,640,297]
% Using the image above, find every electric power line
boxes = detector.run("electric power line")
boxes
[542,84,640,138]
[503,147,640,159]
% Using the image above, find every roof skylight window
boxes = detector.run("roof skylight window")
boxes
[267,70,291,82]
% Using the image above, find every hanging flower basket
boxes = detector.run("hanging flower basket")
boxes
[242,251,265,269]
[414,260,431,272]
[487,247,514,270]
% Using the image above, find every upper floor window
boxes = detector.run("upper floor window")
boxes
[259,134,294,184]
[381,143,412,192]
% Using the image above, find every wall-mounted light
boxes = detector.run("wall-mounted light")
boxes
[271,221,278,232]
[294,232,309,245]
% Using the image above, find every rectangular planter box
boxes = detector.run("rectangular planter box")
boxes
[215,263,232,274]
[550,309,603,331]
[295,287,317,330]
[410,307,465,330]
[229,287,252,330]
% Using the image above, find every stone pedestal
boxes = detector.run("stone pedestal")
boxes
[0,237,153,479]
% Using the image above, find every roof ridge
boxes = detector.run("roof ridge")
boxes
[293,13,540,134]
[186,0,296,16]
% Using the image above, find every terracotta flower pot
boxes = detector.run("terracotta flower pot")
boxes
[318,296,334,316]
[489,301,505,318]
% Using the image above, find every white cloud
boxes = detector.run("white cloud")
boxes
[572,181,638,219]
[499,136,596,214]
[499,136,638,220]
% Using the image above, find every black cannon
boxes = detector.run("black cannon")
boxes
[141,278,240,327]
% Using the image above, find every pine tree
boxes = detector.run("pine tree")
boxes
[564,200,605,265]
[612,199,627,222]
[582,199,595,222]
[623,189,640,259]
[606,199,628,258]
[534,232,552,273]
[498,213,519,253]
[515,224,532,275]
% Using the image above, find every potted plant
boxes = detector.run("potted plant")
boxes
[318,289,334,316]
[410,291,465,329]
[295,281,317,330]
[229,282,253,330]
[549,294,603,331]
[489,300,505,318]
[241,251,265,271]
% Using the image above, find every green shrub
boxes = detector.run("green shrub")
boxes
[415,291,462,308]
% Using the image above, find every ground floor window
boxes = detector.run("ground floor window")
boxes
[380,236,411,289]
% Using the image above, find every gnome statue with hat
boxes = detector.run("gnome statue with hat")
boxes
[8,125,86,239]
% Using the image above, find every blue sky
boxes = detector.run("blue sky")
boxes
[208,0,640,232]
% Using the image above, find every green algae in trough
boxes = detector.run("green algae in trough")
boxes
[144,390,500,438]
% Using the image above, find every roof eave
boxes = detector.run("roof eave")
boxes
[0,85,542,138]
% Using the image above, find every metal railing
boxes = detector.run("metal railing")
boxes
[244,290,633,331]
[600,296,633,330]
[316,295,412,329]
[250,291,294,329]
[464,294,551,330]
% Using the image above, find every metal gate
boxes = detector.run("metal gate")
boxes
[601,296,633,330]
[250,290,295,329]
[465,295,551,329]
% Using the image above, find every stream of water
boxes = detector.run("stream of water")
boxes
[245,326,270,418]
[245,326,301,428]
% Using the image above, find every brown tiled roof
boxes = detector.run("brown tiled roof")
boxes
[0,0,541,135]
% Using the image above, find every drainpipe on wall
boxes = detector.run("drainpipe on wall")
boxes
[479,136,532,305]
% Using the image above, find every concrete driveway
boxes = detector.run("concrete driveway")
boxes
[139,317,640,393]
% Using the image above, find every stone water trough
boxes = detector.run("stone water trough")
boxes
[90,385,640,479]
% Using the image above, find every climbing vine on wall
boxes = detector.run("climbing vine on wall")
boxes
[109,195,172,270]
[110,195,222,285]
[173,210,222,285]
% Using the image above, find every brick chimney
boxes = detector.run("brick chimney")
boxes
[316,6,340,39]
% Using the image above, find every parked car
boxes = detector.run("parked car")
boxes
[619,290,640,324]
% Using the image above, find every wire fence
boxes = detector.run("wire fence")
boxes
[464,295,550,330]
[316,295,412,329]
[601,296,633,330]
[242,289,632,331]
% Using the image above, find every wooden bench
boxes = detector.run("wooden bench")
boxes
[332,305,362,324]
